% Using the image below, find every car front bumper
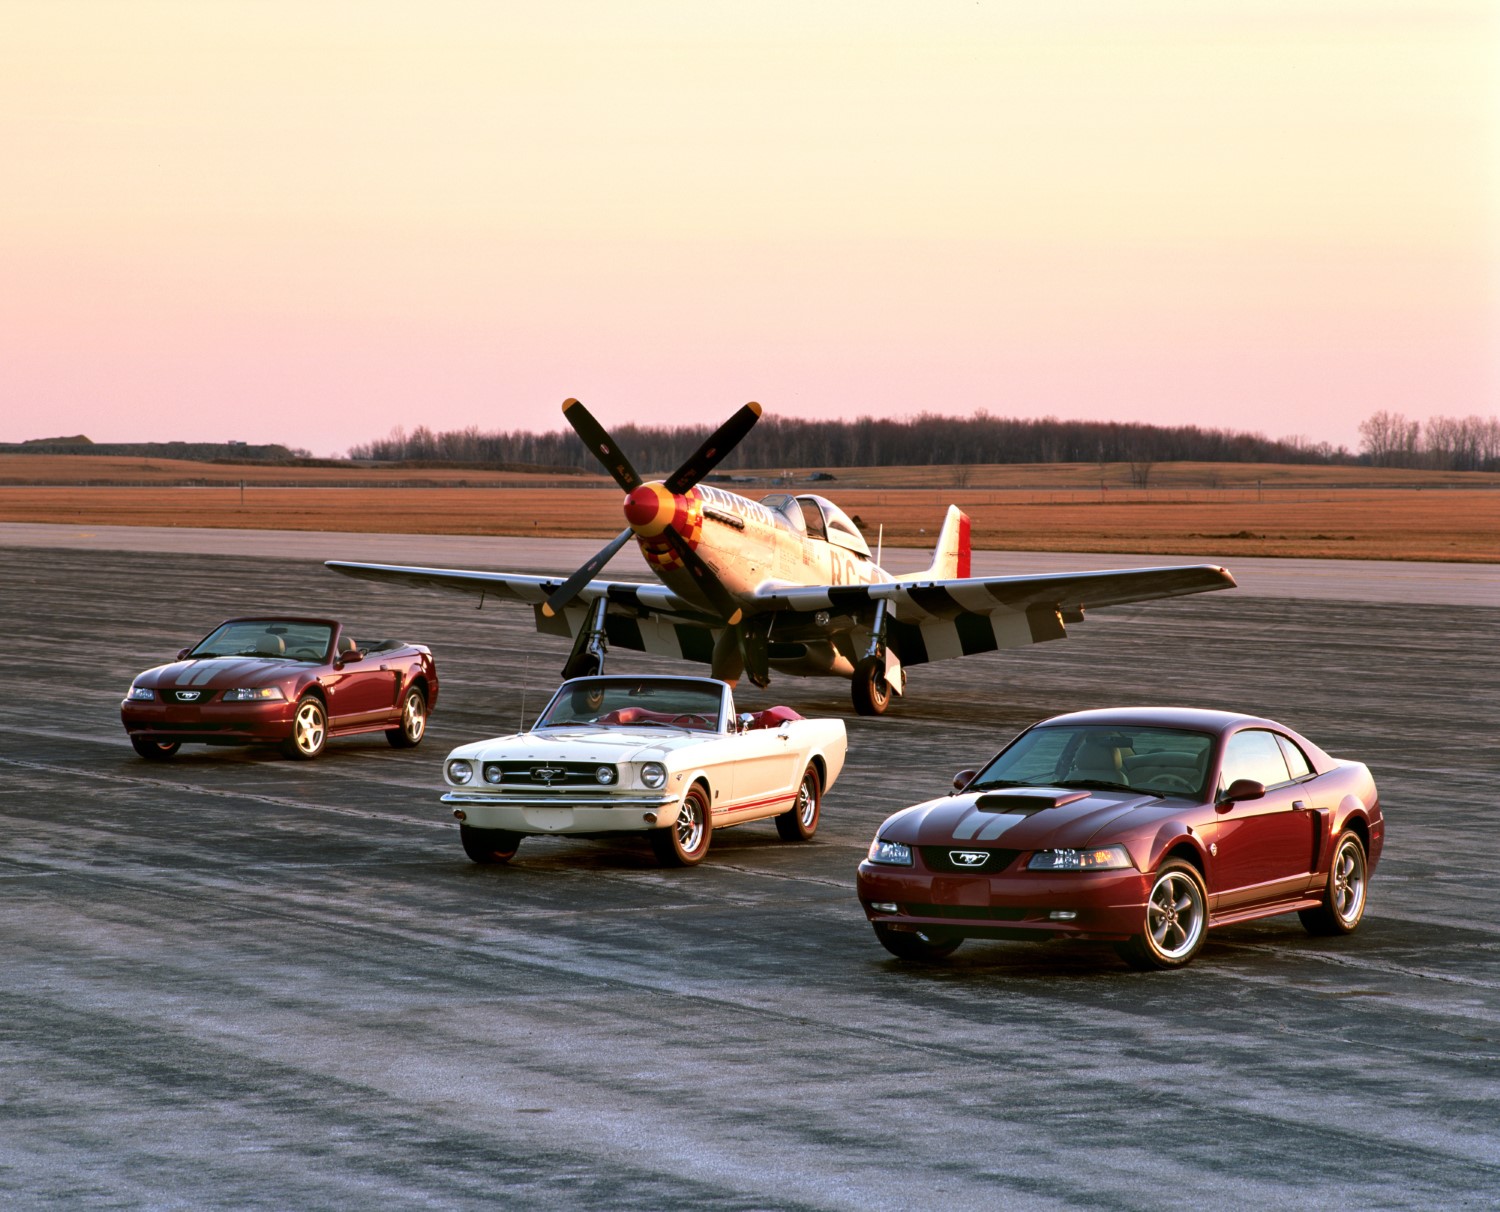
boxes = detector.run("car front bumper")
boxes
[121,699,296,745]
[856,861,1152,942]
[442,790,682,835]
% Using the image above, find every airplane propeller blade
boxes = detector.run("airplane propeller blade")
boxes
[663,401,762,495]
[561,397,643,493]
[540,526,634,619]
[660,525,743,626]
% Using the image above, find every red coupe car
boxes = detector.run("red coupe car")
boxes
[857,707,1382,969]
[121,616,438,761]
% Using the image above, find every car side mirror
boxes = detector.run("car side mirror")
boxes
[176,648,191,660]
[1219,778,1266,806]
[737,712,755,733]
[334,649,363,669]
[953,768,977,792]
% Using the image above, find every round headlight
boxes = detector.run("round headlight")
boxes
[447,759,474,785]
[483,762,505,785]
[640,762,667,790]
[595,765,617,785]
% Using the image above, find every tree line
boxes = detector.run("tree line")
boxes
[1357,411,1500,472]
[348,412,1359,473]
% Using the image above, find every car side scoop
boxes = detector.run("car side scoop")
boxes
[973,789,1090,814]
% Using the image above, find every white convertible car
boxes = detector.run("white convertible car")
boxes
[442,674,848,867]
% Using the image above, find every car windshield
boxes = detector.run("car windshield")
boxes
[969,724,1214,798]
[188,621,334,663]
[537,678,725,732]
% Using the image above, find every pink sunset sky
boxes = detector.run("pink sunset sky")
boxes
[2,1,1495,458]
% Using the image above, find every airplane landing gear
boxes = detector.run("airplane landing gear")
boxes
[852,599,903,716]
[851,656,893,715]
[561,595,610,680]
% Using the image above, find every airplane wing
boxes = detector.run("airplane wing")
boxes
[751,564,1236,665]
[324,560,721,661]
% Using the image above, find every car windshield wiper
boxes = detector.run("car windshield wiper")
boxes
[964,778,1027,791]
[1056,779,1135,792]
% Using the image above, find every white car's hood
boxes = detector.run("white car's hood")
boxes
[448,726,715,764]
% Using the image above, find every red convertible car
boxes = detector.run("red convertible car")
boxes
[857,707,1383,969]
[121,616,438,761]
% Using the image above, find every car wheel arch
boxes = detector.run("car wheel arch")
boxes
[1152,834,1208,881]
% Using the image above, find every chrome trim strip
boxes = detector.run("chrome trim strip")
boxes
[440,792,677,808]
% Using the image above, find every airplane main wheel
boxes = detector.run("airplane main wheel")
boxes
[851,656,893,716]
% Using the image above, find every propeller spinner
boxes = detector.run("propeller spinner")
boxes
[540,399,761,624]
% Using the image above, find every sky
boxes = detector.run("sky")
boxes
[2,1,1496,458]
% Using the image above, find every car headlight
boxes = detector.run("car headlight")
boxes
[1027,845,1134,872]
[640,762,667,789]
[126,685,154,701]
[868,837,913,866]
[223,686,286,702]
[595,765,617,785]
[482,762,504,785]
[447,759,474,785]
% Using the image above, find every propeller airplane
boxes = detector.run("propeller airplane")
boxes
[327,399,1236,715]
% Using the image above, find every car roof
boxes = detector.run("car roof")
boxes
[1036,706,1279,734]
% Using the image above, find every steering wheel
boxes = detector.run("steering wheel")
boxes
[291,647,322,661]
[672,714,711,728]
[1152,773,1197,793]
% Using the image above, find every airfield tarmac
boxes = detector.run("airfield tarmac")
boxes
[2,528,1498,1210]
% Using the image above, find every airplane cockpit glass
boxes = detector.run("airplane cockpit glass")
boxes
[759,493,806,534]
[798,498,827,540]
[800,495,871,558]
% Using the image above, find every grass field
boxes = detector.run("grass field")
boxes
[2,455,1496,562]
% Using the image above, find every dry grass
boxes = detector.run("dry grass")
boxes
[3,478,1496,563]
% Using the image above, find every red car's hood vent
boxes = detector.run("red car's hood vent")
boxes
[973,789,1090,815]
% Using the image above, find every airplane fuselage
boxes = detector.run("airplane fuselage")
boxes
[629,482,883,609]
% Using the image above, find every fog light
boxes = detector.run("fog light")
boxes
[452,809,467,821]
[643,812,657,824]
[1049,910,1078,921]
[871,902,899,913]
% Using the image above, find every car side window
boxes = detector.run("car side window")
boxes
[1275,734,1314,780]
[1219,729,1293,792]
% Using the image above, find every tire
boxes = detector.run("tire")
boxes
[131,736,180,760]
[282,695,328,760]
[460,824,521,865]
[1116,860,1208,971]
[386,687,428,749]
[851,656,892,716]
[1299,830,1368,936]
[873,922,962,962]
[650,782,713,867]
[775,765,821,842]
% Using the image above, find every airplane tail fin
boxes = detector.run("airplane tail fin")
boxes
[901,505,971,581]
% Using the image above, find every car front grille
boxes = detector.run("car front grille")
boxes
[488,761,617,786]
[918,847,1021,874]
[168,689,219,703]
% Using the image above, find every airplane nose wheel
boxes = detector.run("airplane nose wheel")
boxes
[851,656,892,716]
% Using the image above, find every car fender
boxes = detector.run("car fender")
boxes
[670,768,716,819]
[1144,823,1211,879]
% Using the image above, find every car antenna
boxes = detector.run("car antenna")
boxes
[876,523,884,567]
[517,654,529,731]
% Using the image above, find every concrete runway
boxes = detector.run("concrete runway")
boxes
[3,530,1498,1210]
